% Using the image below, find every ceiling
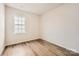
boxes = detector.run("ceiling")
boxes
[6,3,63,15]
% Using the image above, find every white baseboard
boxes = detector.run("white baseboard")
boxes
[42,38,79,53]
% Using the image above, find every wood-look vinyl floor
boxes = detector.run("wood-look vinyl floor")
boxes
[2,39,79,56]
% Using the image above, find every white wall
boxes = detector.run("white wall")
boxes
[4,4,79,53]
[5,6,40,45]
[41,4,79,52]
[0,4,5,55]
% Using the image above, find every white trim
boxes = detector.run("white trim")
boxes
[42,38,79,53]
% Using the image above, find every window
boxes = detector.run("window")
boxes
[14,15,25,33]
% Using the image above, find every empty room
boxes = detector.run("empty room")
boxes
[0,3,79,56]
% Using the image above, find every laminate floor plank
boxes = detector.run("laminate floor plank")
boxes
[2,39,79,56]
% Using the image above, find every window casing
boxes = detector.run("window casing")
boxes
[14,16,25,33]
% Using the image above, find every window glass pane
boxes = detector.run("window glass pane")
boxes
[21,19,24,25]
[19,26,22,29]
[23,17,25,24]
[21,26,25,29]
[19,21,22,25]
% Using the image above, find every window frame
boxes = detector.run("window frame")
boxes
[14,15,26,34]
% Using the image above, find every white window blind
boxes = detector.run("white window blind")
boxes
[14,16,25,33]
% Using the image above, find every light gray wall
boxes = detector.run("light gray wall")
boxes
[41,4,79,52]
[5,6,40,45]
[0,4,5,55]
